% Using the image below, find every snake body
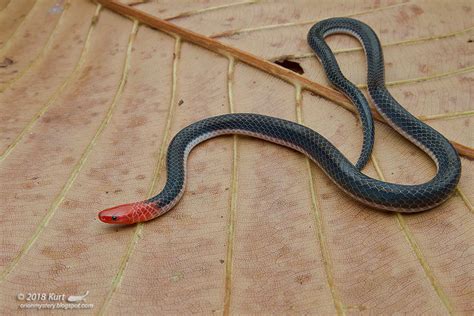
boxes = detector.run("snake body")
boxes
[99,18,461,225]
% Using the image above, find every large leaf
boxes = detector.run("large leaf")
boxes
[0,0,472,314]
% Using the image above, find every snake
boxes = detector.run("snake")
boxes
[98,17,461,225]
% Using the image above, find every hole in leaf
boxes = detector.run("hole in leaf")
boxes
[273,59,304,74]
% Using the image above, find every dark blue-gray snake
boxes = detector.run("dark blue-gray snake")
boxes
[99,17,461,224]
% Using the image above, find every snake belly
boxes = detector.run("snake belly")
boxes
[98,17,461,225]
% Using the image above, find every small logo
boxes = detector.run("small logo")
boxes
[66,291,89,303]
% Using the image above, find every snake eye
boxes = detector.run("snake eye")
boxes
[111,215,118,221]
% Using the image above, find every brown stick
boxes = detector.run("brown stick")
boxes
[450,141,474,160]
[96,0,473,159]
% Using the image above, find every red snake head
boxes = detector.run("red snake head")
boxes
[98,203,134,224]
[98,202,160,224]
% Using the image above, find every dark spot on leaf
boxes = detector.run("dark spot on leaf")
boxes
[274,59,304,74]
[468,39,473,43]
[0,57,14,68]
[219,259,224,264]
[178,99,184,106]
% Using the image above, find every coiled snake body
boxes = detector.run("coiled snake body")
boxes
[99,18,461,225]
